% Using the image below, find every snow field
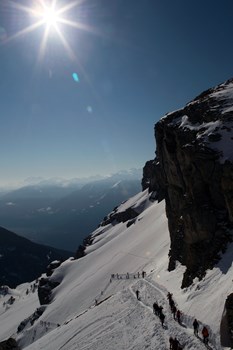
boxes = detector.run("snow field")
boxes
[1,190,233,349]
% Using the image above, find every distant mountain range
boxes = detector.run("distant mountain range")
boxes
[0,170,142,250]
[0,226,72,288]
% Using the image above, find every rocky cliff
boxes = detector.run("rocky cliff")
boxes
[143,78,233,287]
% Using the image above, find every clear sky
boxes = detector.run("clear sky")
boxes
[1,0,233,186]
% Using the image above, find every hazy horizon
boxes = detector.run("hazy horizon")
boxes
[0,167,142,189]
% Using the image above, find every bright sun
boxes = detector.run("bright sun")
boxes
[42,7,59,27]
[2,0,96,62]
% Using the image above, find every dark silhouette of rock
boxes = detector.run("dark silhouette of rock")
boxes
[142,160,166,202]
[225,293,233,347]
[38,277,60,305]
[74,244,86,259]
[144,78,233,287]
[0,337,19,349]
[17,306,46,333]
[100,206,139,227]
[46,260,63,277]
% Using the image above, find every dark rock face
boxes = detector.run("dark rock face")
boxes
[0,338,19,350]
[225,293,233,347]
[17,306,46,333]
[142,160,166,202]
[148,78,233,287]
[99,205,139,227]
[46,260,62,277]
[38,277,60,305]
[74,244,86,259]
[142,160,157,192]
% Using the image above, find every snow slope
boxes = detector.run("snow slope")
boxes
[1,189,233,349]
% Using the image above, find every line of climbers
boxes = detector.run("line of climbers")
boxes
[167,292,210,346]
[192,318,209,345]
[134,289,210,349]
[152,300,165,327]
[110,271,146,281]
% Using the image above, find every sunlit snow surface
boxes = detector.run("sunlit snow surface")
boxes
[0,189,233,349]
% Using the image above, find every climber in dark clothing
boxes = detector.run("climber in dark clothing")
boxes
[202,326,209,344]
[169,336,174,349]
[167,292,173,303]
[171,304,177,319]
[169,297,175,310]
[193,318,199,336]
[135,290,140,300]
[159,312,165,327]
[176,309,181,324]
[153,302,159,315]
[158,305,163,317]
[172,337,180,350]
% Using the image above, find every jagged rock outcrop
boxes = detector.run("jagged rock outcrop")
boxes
[0,338,19,350]
[38,277,60,305]
[100,205,139,227]
[142,160,166,201]
[17,306,46,333]
[144,78,233,287]
[74,244,86,259]
[46,260,62,277]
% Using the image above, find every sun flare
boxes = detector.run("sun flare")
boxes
[2,0,97,62]
[41,6,60,28]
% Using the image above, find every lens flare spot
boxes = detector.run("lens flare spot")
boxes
[72,73,79,82]
[87,106,93,113]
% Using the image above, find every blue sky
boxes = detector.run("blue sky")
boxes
[1,0,233,186]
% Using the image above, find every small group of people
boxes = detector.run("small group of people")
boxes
[169,336,183,350]
[153,301,165,326]
[167,292,182,324]
[111,270,146,281]
[193,318,209,345]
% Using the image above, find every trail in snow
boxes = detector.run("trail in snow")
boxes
[36,276,220,350]
[130,277,219,350]
[93,271,219,349]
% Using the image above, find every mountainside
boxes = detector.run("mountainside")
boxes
[0,227,72,288]
[0,171,141,250]
[142,78,233,287]
[0,190,232,349]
